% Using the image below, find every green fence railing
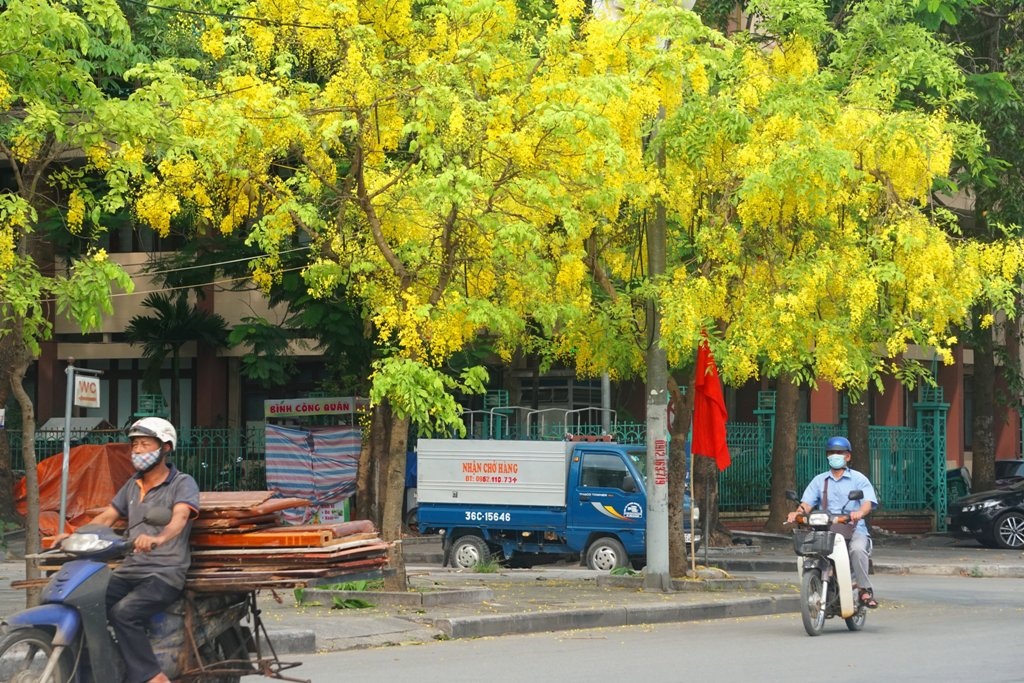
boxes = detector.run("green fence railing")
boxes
[6,398,950,523]
[8,427,267,493]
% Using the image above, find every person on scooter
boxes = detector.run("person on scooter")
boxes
[786,435,879,609]
[88,417,200,683]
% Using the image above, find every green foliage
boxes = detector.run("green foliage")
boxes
[318,579,383,591]
[124,292,229,392]
[746,0,831,42]
[228,316,296,388]
[472,557,501,574]
[369,359,488,437]
[331,596,375,609]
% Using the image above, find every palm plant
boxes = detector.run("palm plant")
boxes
[124,292,229,426]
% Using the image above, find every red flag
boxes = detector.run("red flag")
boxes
[692,338,730,471]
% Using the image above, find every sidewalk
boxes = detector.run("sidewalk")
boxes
[3,531,1023,656]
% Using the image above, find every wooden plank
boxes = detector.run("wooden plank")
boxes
[198,491,273,510]
[190,544,390,566]
[258,520,375,538]
[192,513,279,529]
[185,559,388,591]
[197,497,310,518]
[191,536,385,557]
[190,529,334,548]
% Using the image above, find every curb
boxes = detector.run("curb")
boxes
[264,628,316,654]
[708,557,1024,579]
[433,594,800,639]
[301,586,494,607]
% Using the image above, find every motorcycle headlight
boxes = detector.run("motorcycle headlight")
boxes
[807,512,830,526]
[61,533,115,554]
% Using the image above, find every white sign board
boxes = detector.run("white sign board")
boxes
[73,374,101,409]
[0,408,5,428]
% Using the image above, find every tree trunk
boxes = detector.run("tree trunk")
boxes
[0,334,18,522]
[848,397,871,477]
[11,349,41,606]
[381,405,408,591]
[971,324,996,492]
[171,349,181,428]
[354,406,385,522]
[667,374,693,576]
[764,375,799,532]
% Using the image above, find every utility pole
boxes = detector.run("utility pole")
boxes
[644,194,671,590]
[591,0,698,591]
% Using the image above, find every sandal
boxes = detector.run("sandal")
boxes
[859,590,879,609]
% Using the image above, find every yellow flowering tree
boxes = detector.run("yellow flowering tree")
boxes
[125,0,717,584]
[653,0,1024,529]
[0,0,143,580]
[533,0,1024,539]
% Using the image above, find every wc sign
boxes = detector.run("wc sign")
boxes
[73,374,101,409]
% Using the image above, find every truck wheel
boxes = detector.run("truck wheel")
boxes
[450,534,490,569]
[585,536,627,571]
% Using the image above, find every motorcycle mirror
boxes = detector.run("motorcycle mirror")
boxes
[847,490,864,501]
[143,507,173,526]
[785,490,799,502]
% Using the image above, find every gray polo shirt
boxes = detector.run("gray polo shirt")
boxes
[111,464,200,589]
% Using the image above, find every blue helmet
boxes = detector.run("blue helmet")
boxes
[826,436,851,452]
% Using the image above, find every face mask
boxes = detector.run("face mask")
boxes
[132,449,162,472]
[827,453,847,470]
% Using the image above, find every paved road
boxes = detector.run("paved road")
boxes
[258,574,1023,683]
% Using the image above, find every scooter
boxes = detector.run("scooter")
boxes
[0,508,254,682]
[785,489,869,636]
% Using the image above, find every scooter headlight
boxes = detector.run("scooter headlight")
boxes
[61,533,115,554]
[807,512,830,526]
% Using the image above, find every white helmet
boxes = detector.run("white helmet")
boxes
[127,417,177,450]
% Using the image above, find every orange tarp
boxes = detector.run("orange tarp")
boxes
[15,443,135,537]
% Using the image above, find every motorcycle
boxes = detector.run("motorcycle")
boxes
[0,508,255,682]
[785,489,869,636]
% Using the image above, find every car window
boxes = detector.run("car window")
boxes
[995,461,1024,478]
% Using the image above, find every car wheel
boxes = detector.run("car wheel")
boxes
[993,511,1024,549]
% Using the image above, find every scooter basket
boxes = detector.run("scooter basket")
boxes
[793,529,835,556]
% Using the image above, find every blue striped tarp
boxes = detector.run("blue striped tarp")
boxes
[265,424,360,524]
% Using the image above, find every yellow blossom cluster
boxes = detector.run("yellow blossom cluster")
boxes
[0,225,14,272]
[199,19,226,60]
[66,190,86,233]
[0,74,13,108]
[134,185,181,237]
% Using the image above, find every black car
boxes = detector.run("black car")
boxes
[948,479,1024,549]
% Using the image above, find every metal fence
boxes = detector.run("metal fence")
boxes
[719,422,931,512]
[6,413,946,518]
[8,427,267,492]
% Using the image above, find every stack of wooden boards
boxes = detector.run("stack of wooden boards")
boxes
[185,492,390,592]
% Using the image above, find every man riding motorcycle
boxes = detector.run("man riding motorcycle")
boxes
[787,436,880,609]
[87,417,200,683]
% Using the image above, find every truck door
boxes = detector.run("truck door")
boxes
[567,448,646,553]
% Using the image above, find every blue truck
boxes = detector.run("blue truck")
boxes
[416,438,700,570]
